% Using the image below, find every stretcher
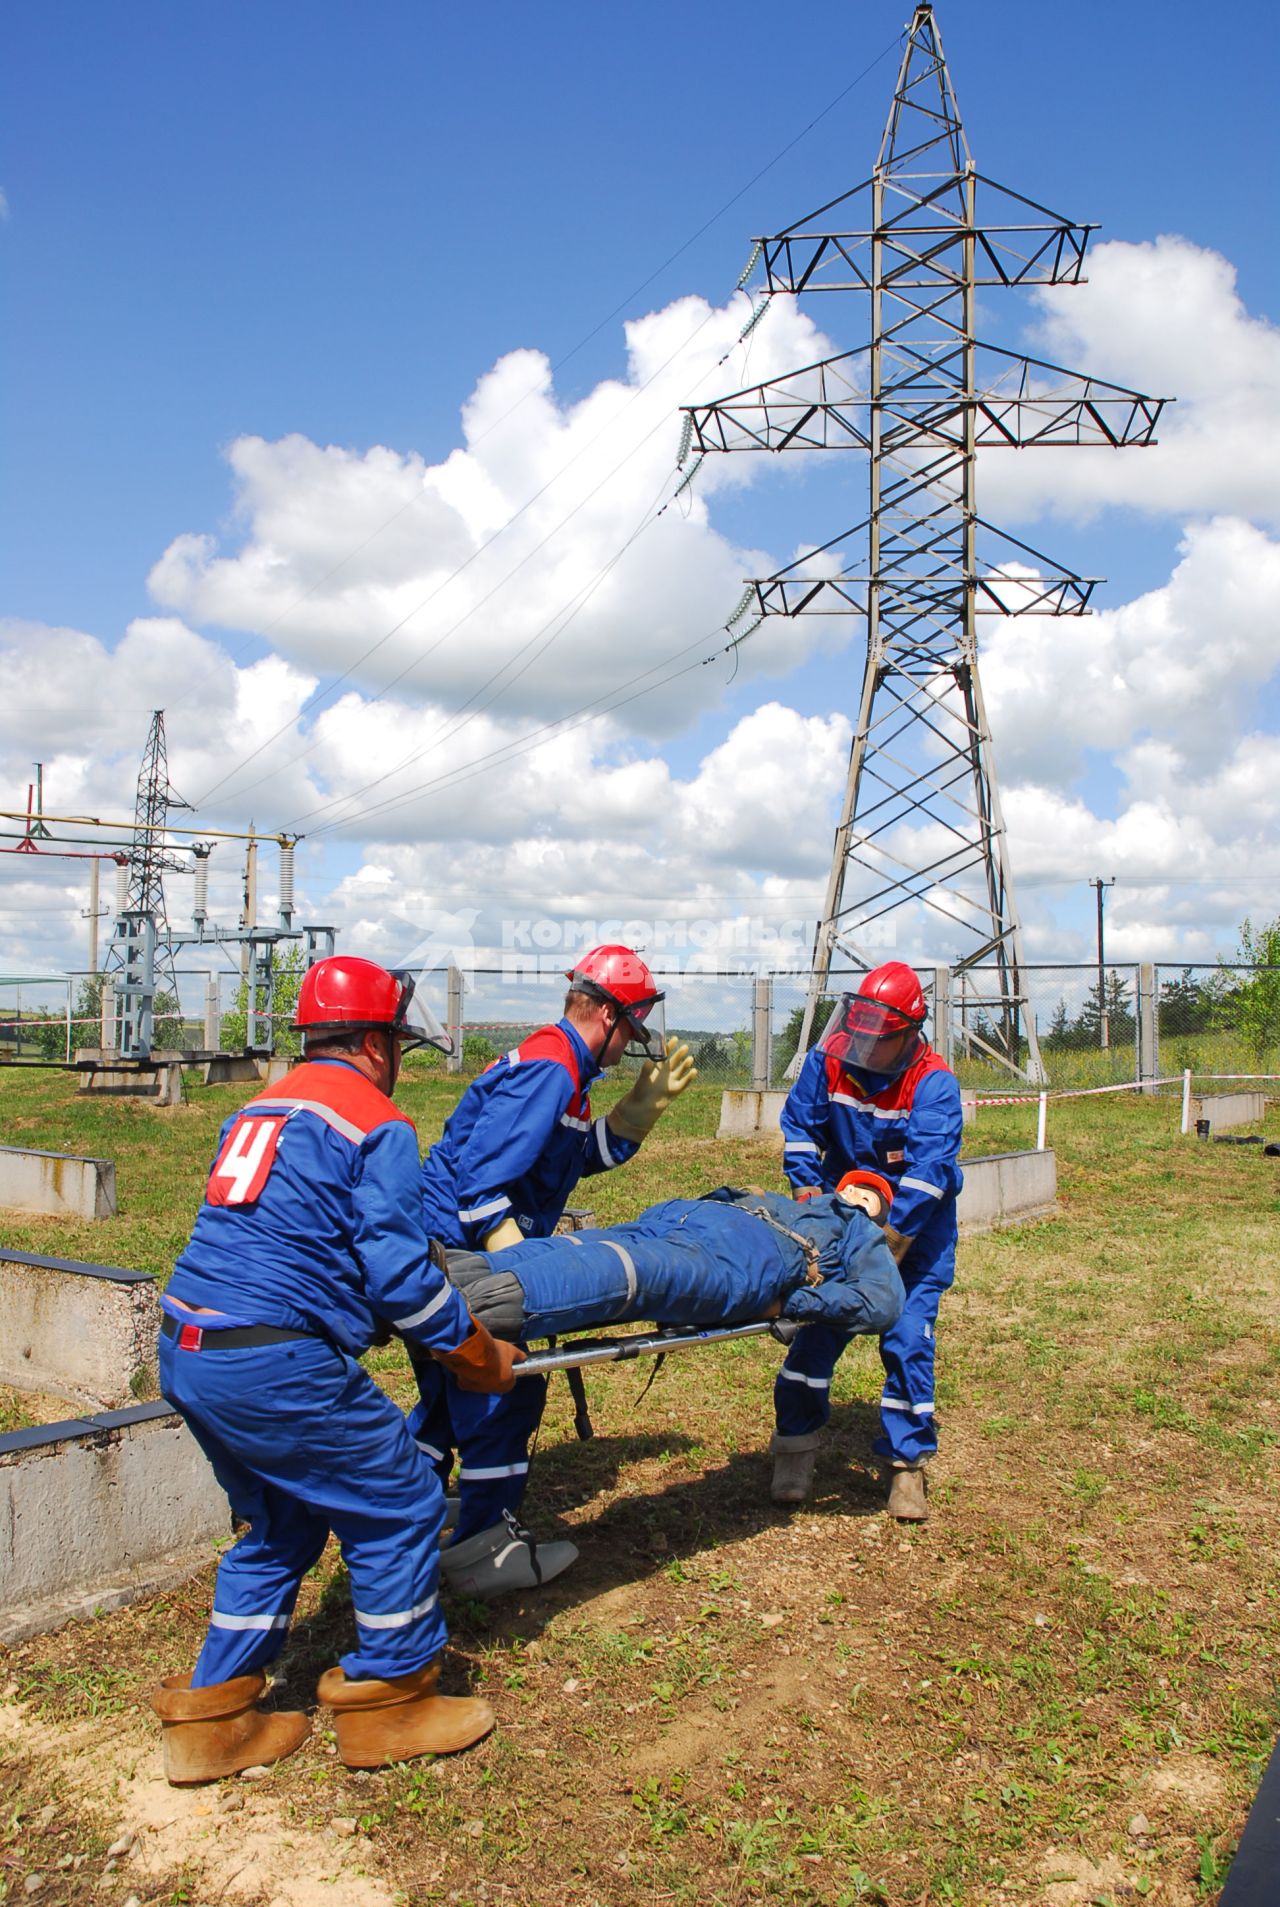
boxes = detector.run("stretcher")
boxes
[445,1186,904,1387]
[514,1315,801,1375]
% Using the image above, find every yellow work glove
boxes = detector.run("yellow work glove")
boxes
[607,1038,698,1144]
[482,1216,524,1252]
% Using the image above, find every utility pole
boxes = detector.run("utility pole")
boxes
[1089,876,1115,1049]
[684,2,1166,1083]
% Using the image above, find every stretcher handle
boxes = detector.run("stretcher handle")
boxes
[513,1317,800,1376]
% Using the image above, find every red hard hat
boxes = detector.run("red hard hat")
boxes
[565,944,663,1016]
[855,962,927,1025]
[565,943,666,1060]
[294,956,452,1053]
[294,956,407,1033]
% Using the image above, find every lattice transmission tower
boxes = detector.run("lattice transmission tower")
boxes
[105,709,191,1056]
[686,2,1165,1080]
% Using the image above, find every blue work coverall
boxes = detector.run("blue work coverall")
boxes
[412,1018,639,1540]
[774,1042,963,1467]
[161,1057,475,1687]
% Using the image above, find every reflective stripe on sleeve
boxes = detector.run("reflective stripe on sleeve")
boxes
[457,1195,512,1224]
[880,1396,911,1411]
[783,1141,820,1153]
[414,1438,447,1462]
[602,1239,638,1306]
[353,1592,439,1631]
[595,1115,617,1167]
[209,1609,291,1632]
[458,1460,530,1480]
[779,1370,830,1390]
[560,1111,591,1132]
[394,1285,455,1331]
[898,1174,944,1199]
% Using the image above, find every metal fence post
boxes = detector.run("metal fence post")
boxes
[751,976,772,1090]
[1137,962,1158,1092]
[932,966,953,1067]
[446,965,464,1075]
[204,974,221,1051]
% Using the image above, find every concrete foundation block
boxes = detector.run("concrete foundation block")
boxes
[202,1055,261,1085]
[0,1248,161,1409]
[716,1090,788,1139]
[154,1063,185,1106]
[76,1065,164,1098]
[0,1403,230,1644]
[957,1150,1057,1234]
[0,1146,117,1221]
[256,1056,292,1084]
[1189,1092,1267,1134]
[960,1091,977,1126]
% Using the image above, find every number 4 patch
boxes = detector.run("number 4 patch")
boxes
[207,1114,289,1206]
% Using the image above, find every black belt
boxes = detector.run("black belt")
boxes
[161,1314,314,1350]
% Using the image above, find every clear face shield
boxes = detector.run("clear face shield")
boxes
[623,994,667,1064]
[389,970,454,1056]
[818,991,922,1079]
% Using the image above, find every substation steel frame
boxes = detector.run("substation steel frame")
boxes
[684,2,1165,1081]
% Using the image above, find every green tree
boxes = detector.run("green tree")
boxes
[1074,972,1134,1047]
[1213,916,1280,1062]
[775,996,836,1077]
[220,943,306,1056]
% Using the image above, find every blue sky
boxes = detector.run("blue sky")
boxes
[3,0,1279,985]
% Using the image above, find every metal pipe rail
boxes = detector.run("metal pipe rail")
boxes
[514,1317,800,1377]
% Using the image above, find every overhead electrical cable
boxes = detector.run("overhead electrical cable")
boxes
[184,37,903,804]
[305,609,770,839]
[191,299,726,810]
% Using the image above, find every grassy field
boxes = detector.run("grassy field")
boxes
[0,1065,1277,1907]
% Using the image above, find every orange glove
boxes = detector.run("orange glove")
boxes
[433,1316,525,1394]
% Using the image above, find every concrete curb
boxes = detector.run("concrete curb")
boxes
[0,1402,229,1644]
[0,1145,117,1220]
[0,1248,161,1409]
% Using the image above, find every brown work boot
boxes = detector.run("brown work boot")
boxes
[318,1659,495,1768]
[150,1671,310,1786]
[769,1431,821,1505]
[886,1464,928,1522]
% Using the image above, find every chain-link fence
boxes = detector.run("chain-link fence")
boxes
[4,959,1277,1090]
[431,962,1280,1091]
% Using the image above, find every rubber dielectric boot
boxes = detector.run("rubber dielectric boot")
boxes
[769,1431,821,1505]
[886,1464,928,1522]
[317,1659,494,1767]
[150,1671,310,1785]
[440,1513,578,1600]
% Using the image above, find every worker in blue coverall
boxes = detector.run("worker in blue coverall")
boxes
[771,961,963,1522]
[410,943,697,1598]
[149,956,522,1786]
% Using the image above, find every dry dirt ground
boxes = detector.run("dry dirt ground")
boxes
[1,1088,1277,1906]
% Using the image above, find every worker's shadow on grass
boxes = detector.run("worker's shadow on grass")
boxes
[456,1396,884,1642]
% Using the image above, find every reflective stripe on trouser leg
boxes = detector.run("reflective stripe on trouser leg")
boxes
[159,1335,450,1684]
[773,1322,852,1439]
[873,1243,954,1467]
[447,1369,549,1544]
[405,1356,455,1493]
